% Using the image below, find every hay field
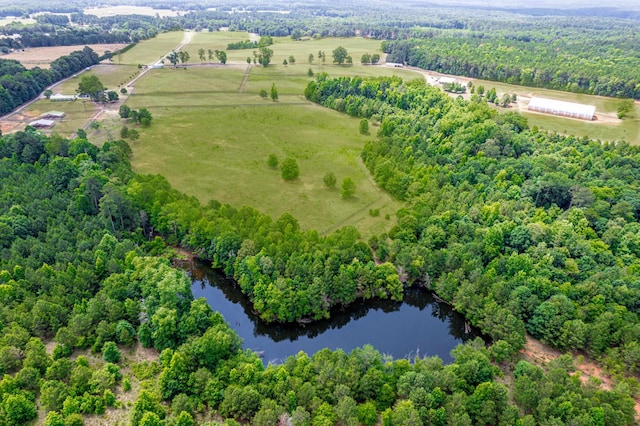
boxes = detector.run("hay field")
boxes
[124,65,400,237]
[1,44,127,69]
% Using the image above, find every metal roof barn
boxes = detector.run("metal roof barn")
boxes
[528,97,596,120]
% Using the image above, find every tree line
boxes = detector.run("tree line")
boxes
[382,35,640,99]
[0,46,99,115]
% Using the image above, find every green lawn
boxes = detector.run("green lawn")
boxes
[125,65,400,237]
[118,32,185,65]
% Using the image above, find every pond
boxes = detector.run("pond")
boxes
[187,260,483,364]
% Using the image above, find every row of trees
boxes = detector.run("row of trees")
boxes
[383,36,640,99]
[305,74,640,374]
[196,48,227,64]
[0,47,99,114]
[227,35,272,50]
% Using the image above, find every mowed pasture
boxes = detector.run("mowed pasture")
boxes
[54,64,140,94]
[125,65,401,236]
[118,31,185,65]
[0,44,127,69]
[188,32,387,66]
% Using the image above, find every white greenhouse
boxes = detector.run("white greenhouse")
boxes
[528,97,596,120]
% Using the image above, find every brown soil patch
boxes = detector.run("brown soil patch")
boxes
[1,111,39,134]
[521,335,640,419]
[2,44,128,68]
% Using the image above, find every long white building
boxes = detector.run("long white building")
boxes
[528,97,596,120]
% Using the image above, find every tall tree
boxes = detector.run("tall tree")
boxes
[77,75,105,102]
[332,46,349,65]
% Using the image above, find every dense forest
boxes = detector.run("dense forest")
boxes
[304,74,640,375]
[382,31,640,99]
[0,46,98,114]
[0,123,636,425]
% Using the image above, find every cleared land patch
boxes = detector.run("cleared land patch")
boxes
[417,69,640,145]
[21,99,97,135]
[125,65,400,236]
[1,44,127,68]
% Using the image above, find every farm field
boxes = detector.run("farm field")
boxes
[0,44,127,69]
[0,17,35,26]
[189,32,387,66]
[124,65,401,236]
[54,64,140,94]
[117,31,185,65]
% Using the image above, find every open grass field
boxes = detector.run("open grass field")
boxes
[521,108,640,145]
[1,44,127,69]
[118,32,185,65]
[54,64,140,94]
[188,32,387,67]
[186,31,259,57]
[0,17,35,27]
[124,65,400,236]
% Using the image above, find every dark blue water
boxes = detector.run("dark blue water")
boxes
[187,260,481,363]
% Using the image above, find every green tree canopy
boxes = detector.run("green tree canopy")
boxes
[77,75,105,102]
[280,158,300,181]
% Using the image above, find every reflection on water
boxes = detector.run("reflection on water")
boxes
[185,259,483,363]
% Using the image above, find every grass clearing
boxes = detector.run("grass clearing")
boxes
[125,64,400,237]
[187,31,258,58]
[463,77,640,145]
[118,31,185,65]
[107,31,640,238]
[54,64,140,94]
[522,108,640,145]
[25,99,97,134]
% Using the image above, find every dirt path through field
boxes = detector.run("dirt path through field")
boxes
[238,64,253,93]
[520,335,640,419]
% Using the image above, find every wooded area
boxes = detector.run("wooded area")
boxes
[0,123,636,425]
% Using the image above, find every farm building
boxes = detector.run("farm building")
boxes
[528,97,596,120]
[50,94,75,102]
[437,77,458,85]
[29,119,55,129]
[41,111,65,119]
